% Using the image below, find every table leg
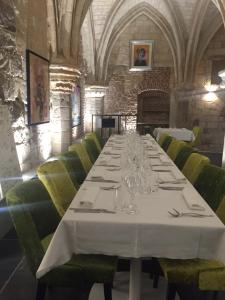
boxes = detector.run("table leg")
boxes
[129,258,142,300]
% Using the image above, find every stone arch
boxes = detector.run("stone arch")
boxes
[184,0,212,83]
[195,21,223,77]
[137,89,170,133]
[97,3,179,84]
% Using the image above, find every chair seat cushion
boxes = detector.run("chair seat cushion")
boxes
[159,258,224,289]
[41,234,117,284]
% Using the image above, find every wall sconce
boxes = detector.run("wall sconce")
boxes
[203,83,218,102]
[218,70,225,89]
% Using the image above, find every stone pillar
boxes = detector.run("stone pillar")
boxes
[50,64,81,154]
[169,89,178,127]
[84,86,107,132]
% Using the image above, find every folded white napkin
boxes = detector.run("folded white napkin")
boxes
[171,170,186,182]
[160,156,172,165]
[90,172,120,183]
[182,187,205,211]
[148,151,160,157]
[78,186,99,208]
[158,172,177,184]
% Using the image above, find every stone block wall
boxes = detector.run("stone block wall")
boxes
[100,14,173,130]
[104,67,171,115]
[176,89,225,152]
[175,25,225,153]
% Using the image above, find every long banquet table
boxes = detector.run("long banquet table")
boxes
[37,134,225,300]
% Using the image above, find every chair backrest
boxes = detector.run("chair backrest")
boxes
[182,153,210,184]
[161,135,173,151]
[59,151,86,189]
[85,132,102,152]
[166,140,186,161]
[68,143,93,173]
[216,196,225,225]
[158,133,169,146]
[189,127,202,148]
[174,145,195,170]
[37,160,77,217]
[194,164,225,211]
[6,179,60,275]
[82,138,99,163]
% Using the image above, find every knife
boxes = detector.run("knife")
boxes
[70,208,116,214]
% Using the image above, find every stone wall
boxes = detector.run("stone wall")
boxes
[104,68,171,116]
[0,0,51,171]
[196,26,225,87]
[176,26,225,153]
[101,14,173,129]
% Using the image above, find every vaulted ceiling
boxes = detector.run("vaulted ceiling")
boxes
[46,0,225,86]
[80,0,225,85]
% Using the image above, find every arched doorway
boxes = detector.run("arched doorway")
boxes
[137,90,170,134]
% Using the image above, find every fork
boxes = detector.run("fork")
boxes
[168,208,214,218]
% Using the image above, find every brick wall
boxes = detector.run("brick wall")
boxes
[104,67,171,114]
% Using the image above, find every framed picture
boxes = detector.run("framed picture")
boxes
[26,49,50,125]
[130,40,154,71]
[71,85,81,127]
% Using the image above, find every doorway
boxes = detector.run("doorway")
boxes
[137,90,170,135]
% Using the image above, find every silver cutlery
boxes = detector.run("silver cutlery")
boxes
[168,208,213,218]
[86,179,119,183]
[96,164,120,167]
[70,208,116,214]
[159,186,184,190]
[100,185,121,190]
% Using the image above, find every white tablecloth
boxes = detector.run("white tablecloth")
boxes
[153,127,195,142]
[37,135,225,279]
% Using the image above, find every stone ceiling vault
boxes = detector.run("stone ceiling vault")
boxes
[81,0,225,86]
[44,0,225,85]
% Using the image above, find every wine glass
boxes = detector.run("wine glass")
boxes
[124,174,138,214]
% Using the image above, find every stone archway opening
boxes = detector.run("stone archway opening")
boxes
[137,89,170,134]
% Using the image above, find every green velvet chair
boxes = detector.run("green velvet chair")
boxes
[166,140,186,161]
[158,195,225,300]
[6,179,117,300]
[194,164,225,211]
[85,132,103,153]
[68,143,93,174]
[158,133,173,152]
[158,133,170,147]
[174,145,195,170]
[182,153,210,184]
[82,138,99,164]
[59,151,86,189]
[37,160,77,217]
[188,127,202,148]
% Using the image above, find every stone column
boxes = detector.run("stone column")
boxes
[50,64,81,154]
[169,89,178,127]
[84,86,107,132]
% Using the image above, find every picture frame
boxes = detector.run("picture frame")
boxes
[26,49,50,125]
[71,85,81,127]
[130,40,154,71]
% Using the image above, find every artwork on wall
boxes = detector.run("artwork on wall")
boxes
[130,40,154,71]
[71,85,81,127]
[26,49,50,125]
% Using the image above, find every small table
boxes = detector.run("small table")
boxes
[153,127,195,142]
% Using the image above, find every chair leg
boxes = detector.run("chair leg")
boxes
[104,282,113,300]
[166,283,176,300]
[36,281,47,300]
[153,275,159,289]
